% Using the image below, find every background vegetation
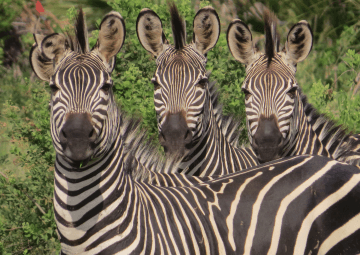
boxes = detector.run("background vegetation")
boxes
[0,0,359,253]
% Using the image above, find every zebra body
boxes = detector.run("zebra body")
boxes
[227,14,360,167]
[137,6,259,177]
[57,142,360,255]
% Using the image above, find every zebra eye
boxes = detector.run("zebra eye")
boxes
[49,84,59,94]
[287,87,297,99]
[242,89,251,100]
[196,79,208,89]
[101,83,112,94]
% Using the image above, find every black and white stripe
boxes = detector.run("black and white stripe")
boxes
[227,13,360,166]
[242,55,330,158]
[30,10,360,255]
[140,6,259,177]
[56,139,360,254]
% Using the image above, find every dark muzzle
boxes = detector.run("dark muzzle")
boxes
[159,112,192,157]
[59,113,97,165]
[252,115,283,163]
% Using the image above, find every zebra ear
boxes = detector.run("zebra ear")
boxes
[30,33,69,81]
[92,11,125,72]
[192,6,220,54]
[41,33,69,63]
[284,20,313,65]
[227,19,257,65]
[136,8,167,57]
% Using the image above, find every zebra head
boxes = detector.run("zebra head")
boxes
[227,12,313,163]
[29,10,125,167]
[136,4,220,157]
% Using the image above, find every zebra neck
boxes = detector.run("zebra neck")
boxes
[301,92,352,162]
[283,97,330,158]
[53,112,132,249]
[179,109,258,176]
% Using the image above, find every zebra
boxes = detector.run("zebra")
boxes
[227,11,360,166]
[136,4,259,176]
[29,9,360,255]
[30,10,360,254]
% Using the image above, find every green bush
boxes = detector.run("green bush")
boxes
[0,78,59,254]
[307,49,360,133]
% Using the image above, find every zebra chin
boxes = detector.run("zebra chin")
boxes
[252,145,282,163]
[60,146,95,168]
[252,115,284,163]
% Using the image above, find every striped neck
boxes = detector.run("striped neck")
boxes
[300,91,355,164]
[178,90,258,176]
[282,94,330,158]
[53,111,128,248]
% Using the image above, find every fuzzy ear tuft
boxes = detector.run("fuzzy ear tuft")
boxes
[284,20,313,65]
[227,19,257,65]
[136,8,166,57]
[192,6,220,54]
[40,33,69,64]
[30,42,53,81]
[92,11,125,71]
[30,33,69,81]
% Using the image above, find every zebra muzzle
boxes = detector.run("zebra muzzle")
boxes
[59,113,97,165]
[253,115,284,163]
[159,112,192,157]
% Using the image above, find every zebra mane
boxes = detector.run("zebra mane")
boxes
[73,8,89,54]
[300,90,354,160]
[119,114,181,182]
[208,77,243,148]
[169,2,186,50]
[63,8,89,54]
[264,10,280,67]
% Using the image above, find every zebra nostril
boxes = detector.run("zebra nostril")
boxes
[252,138,257,146]
[89,129,97,142]
[163,146,168,153]
[184,130,192,144]
[59,129,67,147]
[159,133,166,143]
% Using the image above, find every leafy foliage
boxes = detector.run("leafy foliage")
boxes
[0,0,24,31]
[0,79,59,254]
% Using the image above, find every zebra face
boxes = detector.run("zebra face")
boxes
[137,6,220,157]
[241,55,299,162]
[227,14,313,162]
[48,53,116,165]
[30,11,125,167]
[152,46,209,156]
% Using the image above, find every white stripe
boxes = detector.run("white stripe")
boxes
[227,172,263,251]
[243,156,313,255]
[318,213,360,255]
[318,212,360,255]
[294,173,360,255]
[267,160,337,254]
